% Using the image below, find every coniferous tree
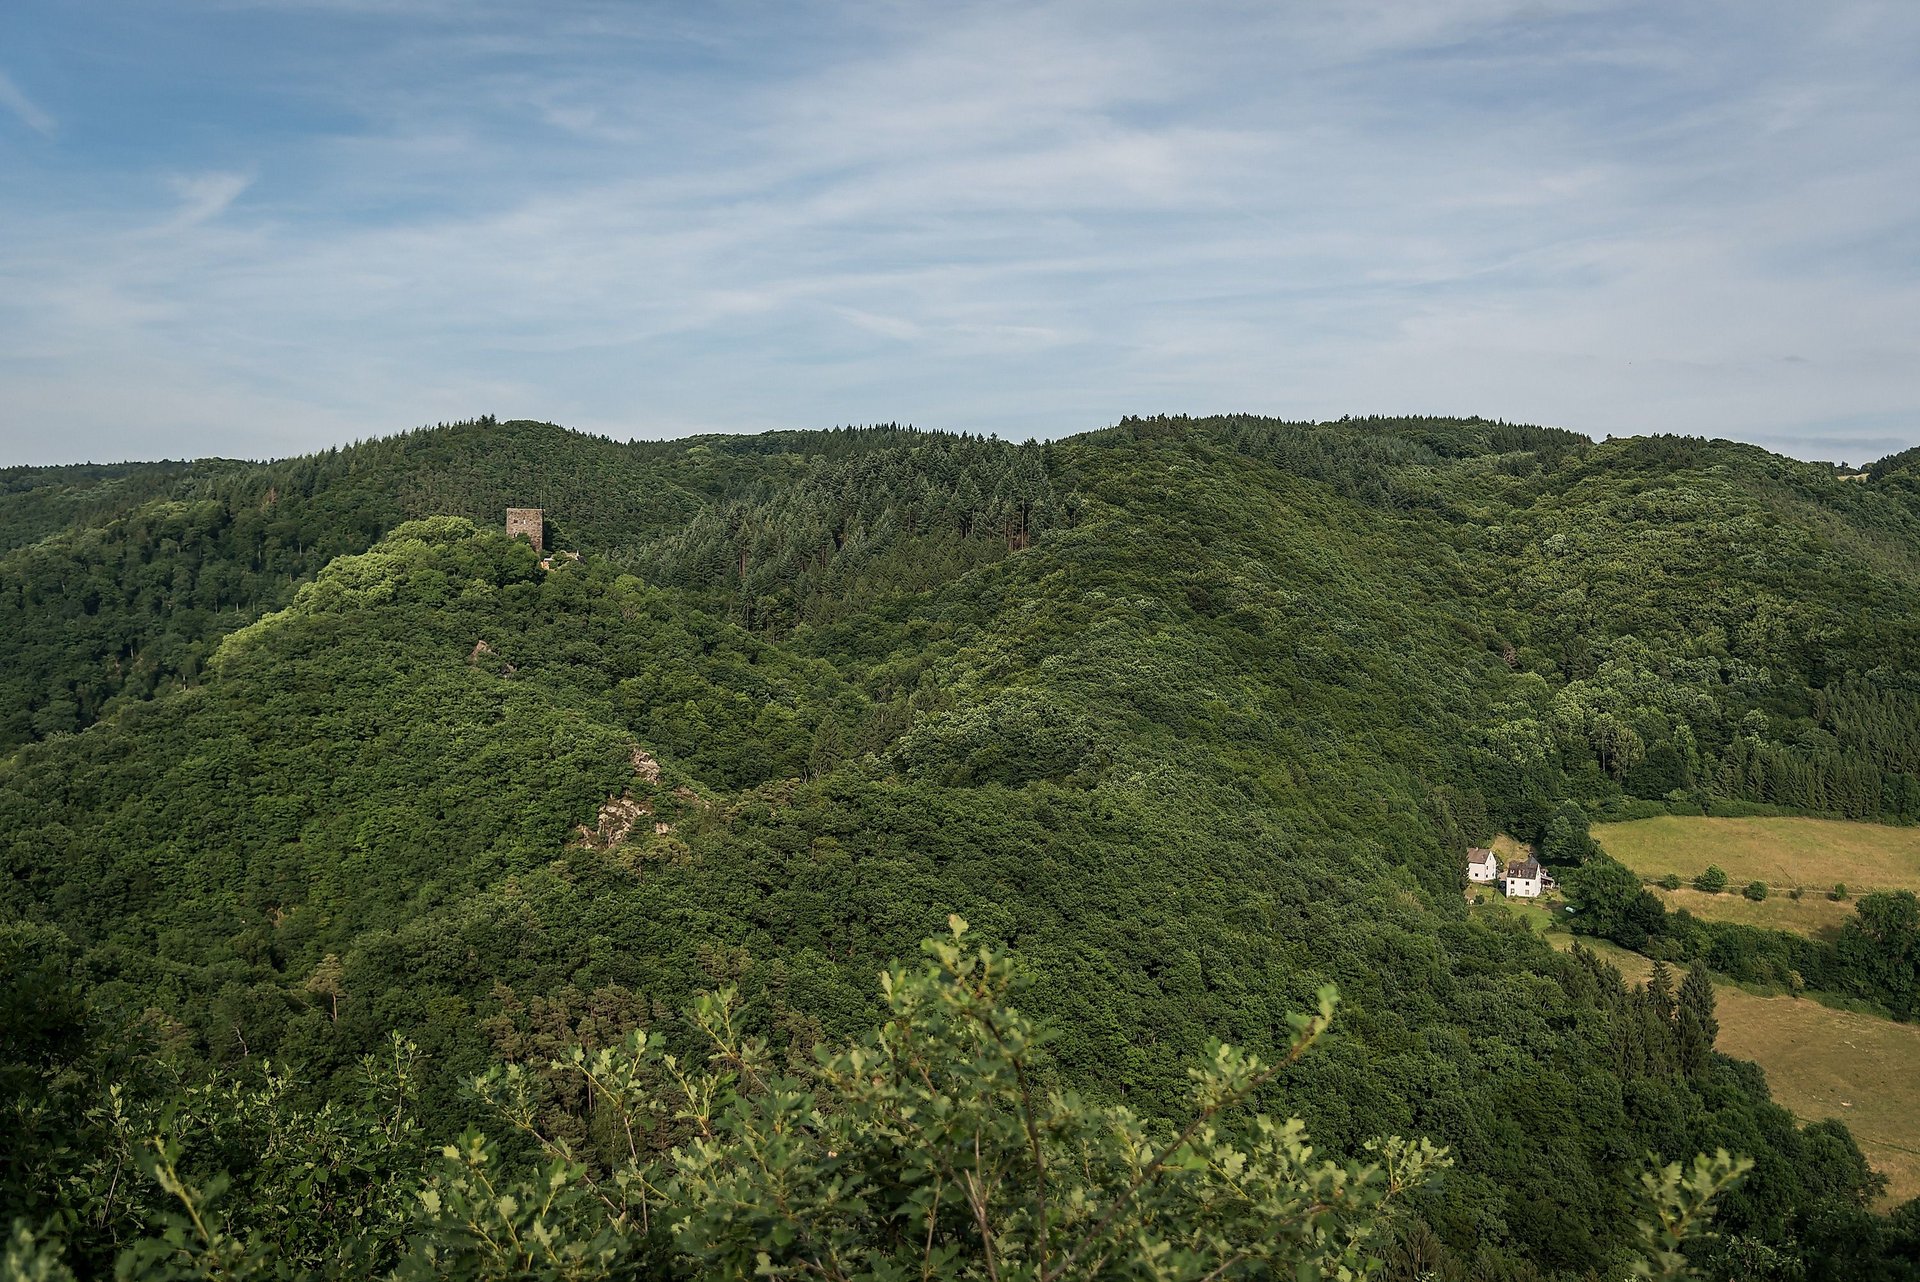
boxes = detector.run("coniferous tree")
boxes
[1648,960,1678,1023]
[1677,962,1718,1077]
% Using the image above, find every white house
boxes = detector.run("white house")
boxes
[1502,855,1556,899]
[1466,847,1500,883]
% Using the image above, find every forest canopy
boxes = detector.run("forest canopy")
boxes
[8,414,1920,1279]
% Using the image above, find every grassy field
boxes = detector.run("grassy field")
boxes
[1467,894,1559,929]
[1714,987,1920,1206]
[1520,923,1920,1205]
[1592,815,1920,893]
[1649,885,1857,938]
[1489,832,1532,863]
[1472,828,1920,1202]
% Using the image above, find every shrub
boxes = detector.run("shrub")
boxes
[1659,873,1684,891]
[1830,882,1849,901]
[1789,886,1804,901]
[2,923,1756,1281]
[1742,881,1768,902]
[1694,865,1729,894]
[1701,799,1789,819]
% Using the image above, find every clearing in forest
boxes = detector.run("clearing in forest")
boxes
[1527,925,1920,1206]
[1648,885,1858,939]
[1489,832,1532,863]
[1713,988,1920,1207]
[1593,816,1920,896]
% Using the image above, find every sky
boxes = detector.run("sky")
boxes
[1,0,1916,466]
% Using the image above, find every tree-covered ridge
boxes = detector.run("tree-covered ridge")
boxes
[641,434,1063,634]
[0,460,208,553]
[8,413,1920,1277]
[2,518,860,996]
[0,419,1055,752]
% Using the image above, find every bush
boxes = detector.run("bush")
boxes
[1789,886,1804,901]
[27,920,1467,1281]
[1659,873,1684,891]
[1830,882,1849,901]
[1701,798,1790,819]
[1694,865,1729,894]
[1742,881,1768,902]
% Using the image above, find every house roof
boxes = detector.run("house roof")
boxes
[1467,847,1496,862]
[1505,857,1541,880]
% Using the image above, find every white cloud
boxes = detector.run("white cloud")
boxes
[0,70,55,136]
[0,0,1916,462]
[165,172,254,226]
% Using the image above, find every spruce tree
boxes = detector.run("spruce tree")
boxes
[1648,959,1677,1023]
[1677,961,1718,1077]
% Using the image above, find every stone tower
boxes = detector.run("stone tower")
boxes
[506,507,545,552]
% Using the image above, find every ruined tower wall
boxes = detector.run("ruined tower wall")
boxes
[505,507,545,552]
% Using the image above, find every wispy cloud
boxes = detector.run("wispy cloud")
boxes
[165,172,253,227]
[0,0,1916,463]
[0,70,55,136]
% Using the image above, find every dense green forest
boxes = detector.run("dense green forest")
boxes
[8,415,1920,1278]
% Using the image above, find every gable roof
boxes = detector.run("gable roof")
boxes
[1505,856,1541,880]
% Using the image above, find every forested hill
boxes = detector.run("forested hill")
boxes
[0,419,1059,749]
[9,414,1920,1278]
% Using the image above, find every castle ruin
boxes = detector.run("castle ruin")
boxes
[506,507,545,552]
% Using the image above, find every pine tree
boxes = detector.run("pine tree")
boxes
[1677,961,1718,1077]
[1647,959,1677,1023]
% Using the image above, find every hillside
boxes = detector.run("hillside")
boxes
[8,415,1920,1278]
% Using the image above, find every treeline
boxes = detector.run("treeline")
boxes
[0,478,1873,1278]
[0,491,387,749]
[1821,679,1920,778]
[1587,953,1721,1082]
[0,460,204,552]
[1713,732,1920,823]
[1094,413,1588,510]
[1565,859,1920,1018]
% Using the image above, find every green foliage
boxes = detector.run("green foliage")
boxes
[11,924,1780,1282]
[1838,892,1920,1019]
[0,921,111,1233]
[8,415,1920,1277]
[4,1222,79,1282]
[657,920,1443,1282]
[1676,963,1718,1078]
[1565,852,1920,1019]
[1694,866,1729,895]
[0,420,1046,753]
[1628,1151,1753,1281]
[9,926,1438,1278]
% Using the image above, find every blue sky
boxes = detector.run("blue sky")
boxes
[1,1,1916,465]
